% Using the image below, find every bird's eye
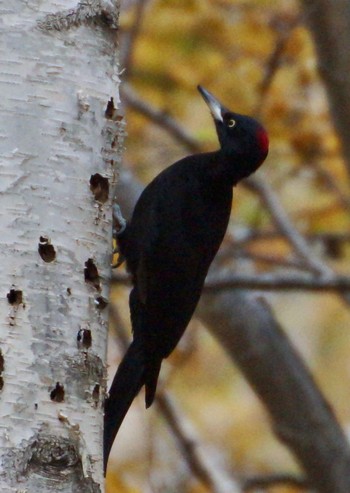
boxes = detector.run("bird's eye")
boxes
[228,119,236,128]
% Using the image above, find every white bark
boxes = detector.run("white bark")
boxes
[0,1,122,491]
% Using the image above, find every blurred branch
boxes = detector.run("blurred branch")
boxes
[256,13,301,115]
[157,393,241,493]
[246,176,328,275]
[301,0,350,179]
[247,176,350,305]
[233,250,310,270]
[311,160,350,211]
[120,0,148,76]
[197,291,350,493]
[233,230,350,246]
[121,84,201,153]
[112,270,350,292]
[242,473,309,491]
[205,272,350,292]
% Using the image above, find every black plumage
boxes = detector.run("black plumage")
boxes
[104,86,269,471]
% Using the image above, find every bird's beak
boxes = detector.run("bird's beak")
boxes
[197,85,224,122]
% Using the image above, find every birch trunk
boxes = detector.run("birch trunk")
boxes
[0,1,122,491]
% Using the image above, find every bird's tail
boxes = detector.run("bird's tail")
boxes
[103,340,145,473]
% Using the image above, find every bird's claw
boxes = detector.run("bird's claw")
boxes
[111,245,125,269]
[111,255,125,269]
[112,204,127,238]
[112,204,127,268]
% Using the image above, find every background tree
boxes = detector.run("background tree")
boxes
[107,1,350,492]
[0,1,121,491]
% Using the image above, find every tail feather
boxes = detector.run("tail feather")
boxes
[145,360,162,408]
[103,340,145,473]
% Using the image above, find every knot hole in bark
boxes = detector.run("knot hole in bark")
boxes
[50,382,65,402]
[105,96,123,124]
[105,97,115,119]
[38,236,56,262]
[0,349,4,390]
[7,288,23,305]
[92,384,100,406]
[77,328,92,349]
[90,173,109,203]
[95,296,108,310]
[84,258,101,291]
[28,435,80,472]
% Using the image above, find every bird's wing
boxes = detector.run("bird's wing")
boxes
[133,190,162,305]
[136,253,149,304]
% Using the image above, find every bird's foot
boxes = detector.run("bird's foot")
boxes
[111,245,125,269]
[112,204,127,237]
[112,204,127,268]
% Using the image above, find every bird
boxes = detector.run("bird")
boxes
[104,85,269,471]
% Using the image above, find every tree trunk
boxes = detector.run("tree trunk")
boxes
[301,0,350,178]
[0,1,121,491]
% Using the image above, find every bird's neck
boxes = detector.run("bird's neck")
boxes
[204,150,246,187]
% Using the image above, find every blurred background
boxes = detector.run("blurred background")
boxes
[106,1,350,491]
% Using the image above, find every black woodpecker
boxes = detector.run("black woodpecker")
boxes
[104,86,269,471]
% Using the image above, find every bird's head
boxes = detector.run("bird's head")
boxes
[198,85,268,180]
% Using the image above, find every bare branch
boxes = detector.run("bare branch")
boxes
[233,230,350,247]
[197,291,350,493]
[157,393,242,493]
[232,250,309,270]
[205,272,350,292]
[243,473,309,491]
[311,160,350,211]
[112,270,350,293]
[120,0,149,76]
[246,176,328,275]
[121,84,201,153]
[301,0,350,178]
[256,13,301,115]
